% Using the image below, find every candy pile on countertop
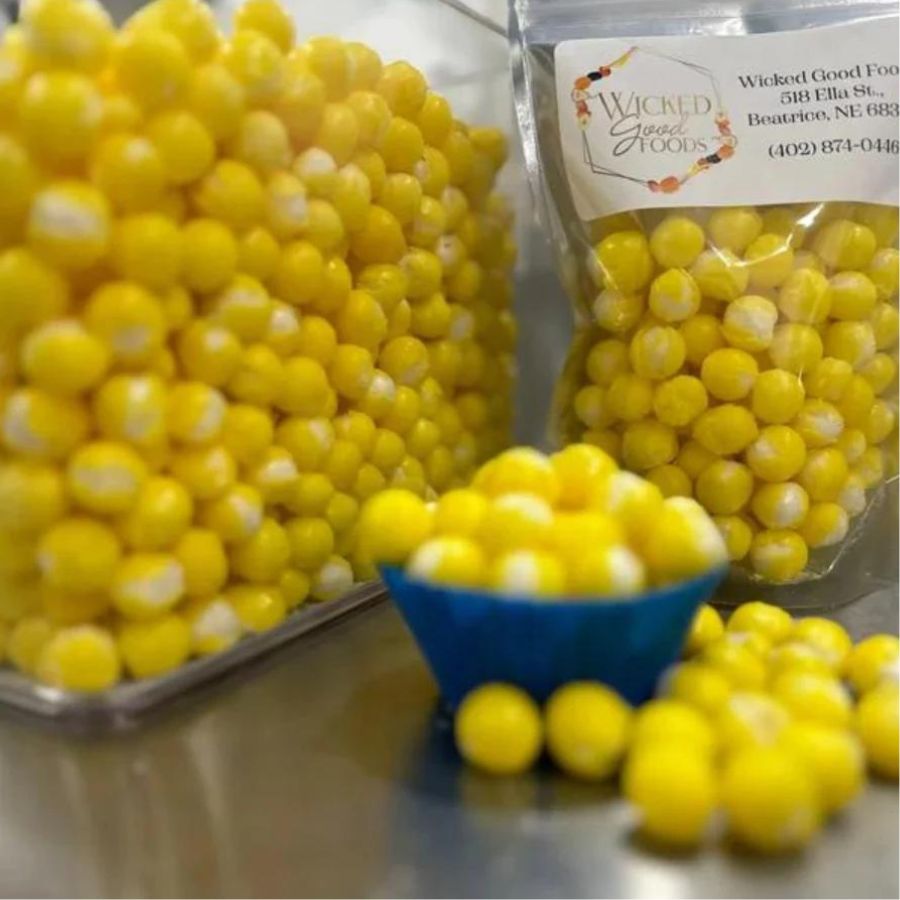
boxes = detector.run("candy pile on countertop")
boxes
[564,203,898,582]
[0,0,516,691]
[454,601,899,853]
[358,444,727,595]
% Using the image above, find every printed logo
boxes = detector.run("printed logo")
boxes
[570,46,737,194]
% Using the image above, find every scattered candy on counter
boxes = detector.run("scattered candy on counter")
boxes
[358,444,728,595]
[563,204,898,583]
[452,600,899,854]
[0,0,517,691]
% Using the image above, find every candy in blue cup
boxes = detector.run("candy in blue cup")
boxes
[381,564,728,709]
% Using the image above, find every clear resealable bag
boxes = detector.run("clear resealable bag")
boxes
[511,0,899,599]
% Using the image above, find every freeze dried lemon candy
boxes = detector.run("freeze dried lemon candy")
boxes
[0,0,517,690]
[562,203,898,583]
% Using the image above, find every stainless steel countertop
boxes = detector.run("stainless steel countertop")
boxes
[0,587,895,899]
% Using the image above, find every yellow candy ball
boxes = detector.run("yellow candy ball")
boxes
[454,683,542,776]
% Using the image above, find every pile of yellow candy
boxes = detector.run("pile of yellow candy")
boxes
[358,444,727,594]
[564,203,899,582]
[0,0,516,691]
[454,601,899,853]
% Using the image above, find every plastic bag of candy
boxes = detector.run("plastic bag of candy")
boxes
[510,0,898,591]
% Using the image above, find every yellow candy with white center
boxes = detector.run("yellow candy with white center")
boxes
[628,324,685,381]
[93,374,167,448]
[0,461,67,534]
[701,637,768,689]
[708,207,762,254]
[749,529,808,582]
[721,294,778,351]
[728,600,793,643]
[867,247,899,301]
[648,268,700,322]
[477,492,553,557]
[36,624,120,692]
[798,447,848,501]
[111,552,185,620]
[545,681,632,781]
[838,471,867,517]
[803,356,854,402]
[2,388,89,461]
[780,721,865,816]
[695,460,753,516]
[679,313,725,366]
[643,497,727,584]
[825,320,876,369]
[621,420,677,472]
[623,744,717,847]
[800,502,849,549]
[700,347,757,402]
[37,517,121,596]
[310,555,355,602]
[745,425,806,483]
[66,440,147,515]
[472,446,560,503]
[84,281,165,366]
[357,489,432,565]
[768,641,833,683]
[778,268,830,324]
[792,617,852,670]
[589,469,662,544]
[751,481,809,530]
[170,444,237,501]
[110,212,182,291]
[27,180,110,271]
[863,399,896,445]
[813,219,876,270]
[651,376,708,430]
[231,517,290,583]
[853,446,885,488]
[721,746,821,852]
[605,373,652,423]
[21,318,109,398]
[166,382,227,446]
[844,635,900,695]
[692,404,758,456]
[713,515,754,561]
[567,543,646,597]
[860,353,896,394]
[794,399,844,448]
[771,671,852,729]
[690,248,748,301]
[684,604,725,657]
[454,683,543,776]
[827,271,877,321]
[201,482,264,545]
[649,216,705,269]
[20,70,104,166]
[550,444,616,508]
[585,339,628,386]
[751,369,805,425]
[117,613,191,679]
[856,684,898,780]
[488,548,566,597]
[717,691,791,756]
[769,323,823,373]
[0,247,70,341]
[591,289,644,334]
[227,583,286,631]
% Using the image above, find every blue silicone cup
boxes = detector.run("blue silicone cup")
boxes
[381,565,728,709]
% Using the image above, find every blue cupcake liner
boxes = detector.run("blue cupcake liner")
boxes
[381,565,728,708]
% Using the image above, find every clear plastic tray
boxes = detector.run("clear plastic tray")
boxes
[0,582,385,730]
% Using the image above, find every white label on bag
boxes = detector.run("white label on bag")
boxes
[554,18,899,220]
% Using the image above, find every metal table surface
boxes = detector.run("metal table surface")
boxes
[0,588,895,899]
